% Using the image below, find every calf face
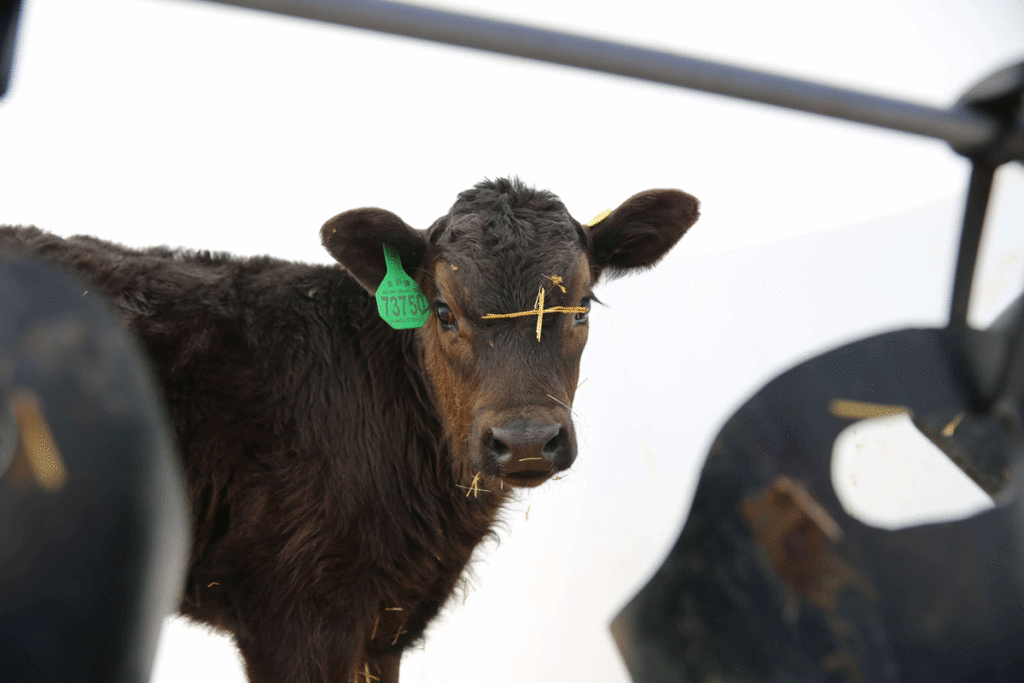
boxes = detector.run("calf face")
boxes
[322,178,698,488]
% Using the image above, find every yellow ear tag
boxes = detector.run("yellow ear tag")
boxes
[586,208,613,228]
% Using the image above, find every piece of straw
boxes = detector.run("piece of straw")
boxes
[774,476,844,543]
[536,287,544,341]
[543,274,567,293]
[11,390,67,492]
[586,208,613,227]
[458,472,492,497]
[359,663,380,683]
[828,399,909,420]
[942,411,966,437]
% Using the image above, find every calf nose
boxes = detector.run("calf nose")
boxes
[486,418,574,474]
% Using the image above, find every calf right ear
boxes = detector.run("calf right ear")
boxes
[321,208,428,293]
[588,189,700,280]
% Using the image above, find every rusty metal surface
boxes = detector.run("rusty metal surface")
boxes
[612,327,1024,682]
[0,256,190,683]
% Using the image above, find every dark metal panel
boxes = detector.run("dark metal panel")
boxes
[612,327,1024,682]
[0,256,190,683]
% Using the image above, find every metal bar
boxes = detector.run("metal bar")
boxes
[200,0,1016,156]
[1,0,24,98]
[949,162,996,327]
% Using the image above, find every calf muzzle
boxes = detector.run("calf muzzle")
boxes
[480,417,576,487]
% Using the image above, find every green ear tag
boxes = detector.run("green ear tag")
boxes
[376,244,430,330]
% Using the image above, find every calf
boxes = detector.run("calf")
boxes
[0,178,699,683]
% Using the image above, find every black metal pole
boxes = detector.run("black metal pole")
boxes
[949,162,997,328]
[200,0,1021,158]
[0,0,23,98]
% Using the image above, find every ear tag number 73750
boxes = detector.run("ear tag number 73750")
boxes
[376,244,430,330]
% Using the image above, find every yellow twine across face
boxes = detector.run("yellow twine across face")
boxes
[481,283,588,342]
[480,307,588,319]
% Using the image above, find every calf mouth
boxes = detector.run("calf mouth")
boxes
[500,468,555,488]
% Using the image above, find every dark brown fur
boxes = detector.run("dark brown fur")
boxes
[0,178,698,682]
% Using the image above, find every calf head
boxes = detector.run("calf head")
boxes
[322,178,698,488]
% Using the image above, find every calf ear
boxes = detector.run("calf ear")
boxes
[588,189,699,280]
[321,208,428,293]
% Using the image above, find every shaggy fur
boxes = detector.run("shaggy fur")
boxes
[0,178,699,683]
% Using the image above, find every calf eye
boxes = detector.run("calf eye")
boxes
[575,297,591,325]
[434,303,458,331]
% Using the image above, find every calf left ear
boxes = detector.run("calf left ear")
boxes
[321,208,428,293]
[588,189,699,280]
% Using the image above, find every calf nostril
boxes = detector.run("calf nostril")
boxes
[486,432,510,460]
[543,427,566,457]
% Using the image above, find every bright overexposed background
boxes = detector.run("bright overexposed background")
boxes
[2,0,1024,681]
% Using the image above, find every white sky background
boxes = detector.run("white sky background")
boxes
[2,0,1024,681]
